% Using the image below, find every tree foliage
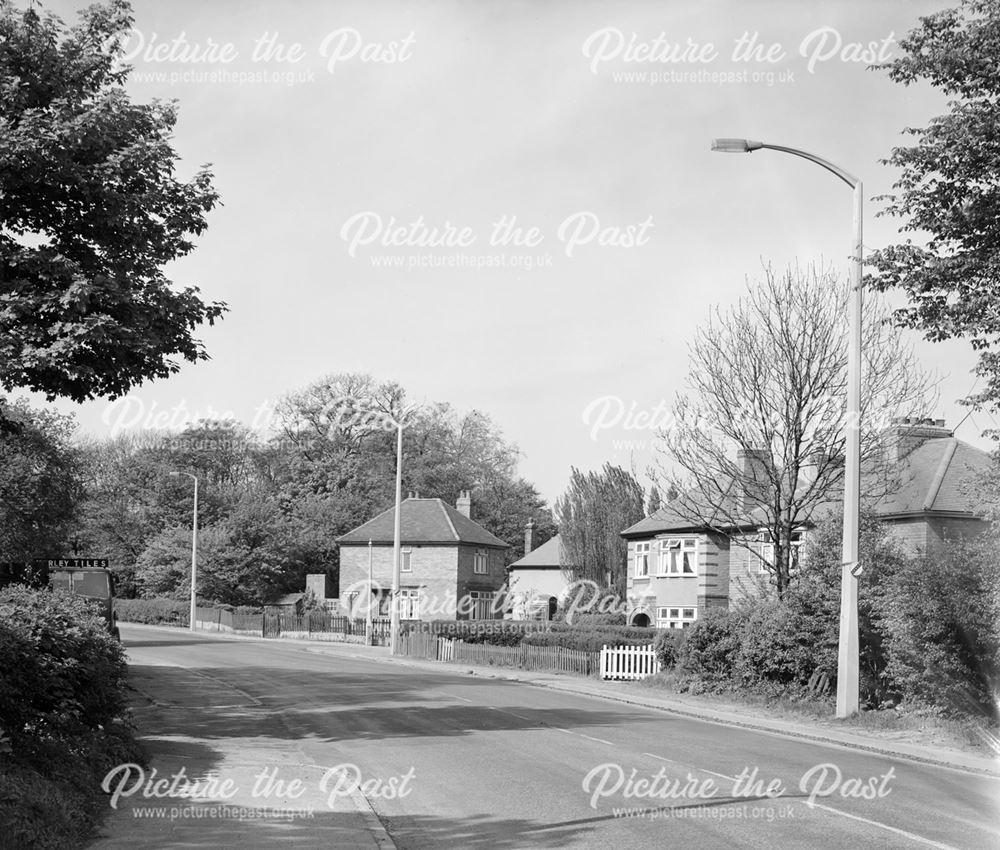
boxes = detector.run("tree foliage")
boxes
[66,373,556,602]
[0,397,78,562]
[871,0,1000,415]
[656,264,934,594]
[0,0,224,402]
[554,463,645,596]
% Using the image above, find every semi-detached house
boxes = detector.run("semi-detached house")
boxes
[620,418,991,629]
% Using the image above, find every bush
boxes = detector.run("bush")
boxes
[569,612,627,628]
[0,586,145,848]
[115,596,188,625]
[548,622,659,640]
[522,627,655,654]
[732,602,827,696]
[406,620,543,645]
[870,535,1000,720]
[654,629,686,669]
[675,607,745,688]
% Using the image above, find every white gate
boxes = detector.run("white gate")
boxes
[600,644,660,681]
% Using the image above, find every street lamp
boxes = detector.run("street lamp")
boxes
[389,405,419,655]
[169,472,199,633]
[367,538,374,646]
[710,138,862,718]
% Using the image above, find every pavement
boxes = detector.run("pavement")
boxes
[89,624,1000,849]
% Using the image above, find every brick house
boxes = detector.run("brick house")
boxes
[620,419,991,629]
[336,491,508,621]
[505,525,576,620]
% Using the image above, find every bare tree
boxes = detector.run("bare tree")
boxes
[655,264,936,595]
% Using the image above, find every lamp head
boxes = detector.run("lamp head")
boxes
[711,138,763,153]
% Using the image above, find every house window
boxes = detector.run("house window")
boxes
[658,538,697,576]
[634,542,650,577]
[400,547,412,573]
[473,549,489,574]
[396,588,420,620]
[656,606,697,629]
[468,590,495,620]
[748,535,801,575]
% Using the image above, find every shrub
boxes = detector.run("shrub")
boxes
[569,612,627,628]
[675,607,745,688]
[548,622,659,641]
[654,629,686,669]
[0,586,145,848]
[115,596,188,625]
[732,601,828,697]
[870,535,1000,720]
[407,620,543,645]
[522,628,655,654]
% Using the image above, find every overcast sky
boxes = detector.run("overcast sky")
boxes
[31,0,994,505]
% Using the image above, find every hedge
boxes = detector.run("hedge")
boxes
[0,586,145,849]
[522,627,656,654]
[114,596,188,625]
[403,620,545,645]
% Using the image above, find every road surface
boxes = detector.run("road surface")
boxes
[93,625,1000,849]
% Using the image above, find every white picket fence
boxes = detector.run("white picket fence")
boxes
[600,643,660,681]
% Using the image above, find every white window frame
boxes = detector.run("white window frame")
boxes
[658,537,697,576]
[748,534,801,576]
[473,548,489,575]
[656,606,697,629]
[396,588,420,620]
[468,590,495,620]
[634,541,650,577]
[400,547,412,573]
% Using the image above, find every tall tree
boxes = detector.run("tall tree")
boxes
[656,265,934,595]
[870,0,1000,416]
[554,464,645,597]
[0,0,224,403]
[0,399,79,561]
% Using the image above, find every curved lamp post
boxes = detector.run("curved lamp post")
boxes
[710,138,862,719]
[169,471,199,632]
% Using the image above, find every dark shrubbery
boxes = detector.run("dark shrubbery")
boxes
[732,602,828,696]
[115,596,188,625]
[668,515,1000,722]
[567,612,627,628]
[869,536,1000,719]
[406,620,544,645]
[0,586,145,849]
[653,629,686,669]
[523,626,656,654]
[675,607,746,689]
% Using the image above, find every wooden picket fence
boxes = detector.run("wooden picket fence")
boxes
[600,643,660,681]
[397,636,600,676]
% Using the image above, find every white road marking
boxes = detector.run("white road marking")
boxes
[802,801,963,850]
[489,706,535,723]
[440,693,473,703]
[643,751,738,783]
[579,734,615,746]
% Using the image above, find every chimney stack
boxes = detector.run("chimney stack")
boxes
[524,519,534,554]
[884,417,952,465]
[736,447,772,513]
[456,490,472,518]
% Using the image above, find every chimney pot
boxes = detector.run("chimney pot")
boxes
[524,519,534,554]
